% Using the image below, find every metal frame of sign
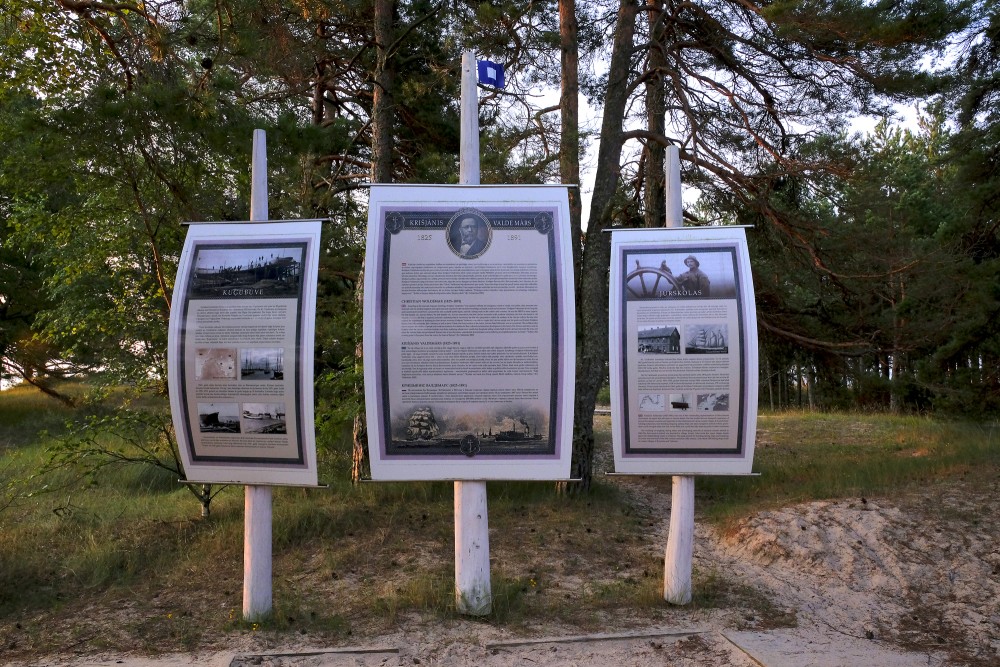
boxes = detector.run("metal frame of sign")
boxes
[363,185,575,480]
[167,221,321,486]
[609,227,757,475]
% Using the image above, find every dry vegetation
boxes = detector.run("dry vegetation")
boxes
[0,392,997,665]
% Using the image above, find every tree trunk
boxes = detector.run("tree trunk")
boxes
[807,365,815,410]
[889,276,905,413]
[796,363,802,409]
[353,0,396,482]
[18,371,76,407]
[312,61,326,126]
[351,260,370,483]
[766,356,774,411]
[563,0,639,492]
[780,366,787,409]
[643,0,666,228]
[559,0,582,289]
[371,0,396,183]
[200,484,212,518]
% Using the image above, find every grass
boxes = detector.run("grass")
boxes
[690,411,1000,524]
[0,387,997,658]
[0,382,81,449]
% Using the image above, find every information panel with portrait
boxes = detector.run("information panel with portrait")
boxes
[609,227,758,475]
[363,185,575,480]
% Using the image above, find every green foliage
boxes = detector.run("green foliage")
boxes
[44,404,181,481]
[0,45,259,388]
[33,391,226,514]
[0,0,527,423]
[745,106,1000,415]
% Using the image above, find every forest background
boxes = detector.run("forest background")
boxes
[1,0,999,492]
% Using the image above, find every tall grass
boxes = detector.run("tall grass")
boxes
[0,383,80,449]
[695,411,999,523]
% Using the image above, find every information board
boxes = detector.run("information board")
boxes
[167,221,321,485]
[609,227,757,475]
[363,185,575,480]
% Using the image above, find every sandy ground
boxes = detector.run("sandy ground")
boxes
[12,471,999,667]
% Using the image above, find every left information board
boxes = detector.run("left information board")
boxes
[167,221,322,486]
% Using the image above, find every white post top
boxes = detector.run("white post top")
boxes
[459,51,480,186]
[665,145,682,228]
[251,129,268,222]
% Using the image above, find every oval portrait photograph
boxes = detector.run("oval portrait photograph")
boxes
[446,208,492,259]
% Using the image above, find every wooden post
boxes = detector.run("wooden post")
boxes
[664,475,694,604]
[665,144,683,228]
[459,52,481,187]
[663,145,695,605]
[453,51,492,616]
[455,477,491,614]
[243,129,274,621]
[244,484,272,619]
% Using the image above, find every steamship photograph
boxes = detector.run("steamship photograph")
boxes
[197,402,241,433]
[669,393,694,411]
[241,402,287,434]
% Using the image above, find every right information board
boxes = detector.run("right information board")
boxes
[609,227,758,475]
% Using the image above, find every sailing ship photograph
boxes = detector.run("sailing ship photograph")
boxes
[684,324,729,354]
[241,347,284,380]
[241,402,287,434]
[404,406,440,440]
[197,402,241,433]
[188,245,304,298]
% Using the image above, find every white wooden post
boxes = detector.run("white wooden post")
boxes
[664,474,694,604]
[243,129,274,621]
[459,51,481,187]
[453,51,492,616]
[244,484,272,619]
[455,477,491,614]
[663,145,694,605]
[665,144,683,228]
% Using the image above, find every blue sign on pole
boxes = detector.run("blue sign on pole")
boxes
[476,59,505,89]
